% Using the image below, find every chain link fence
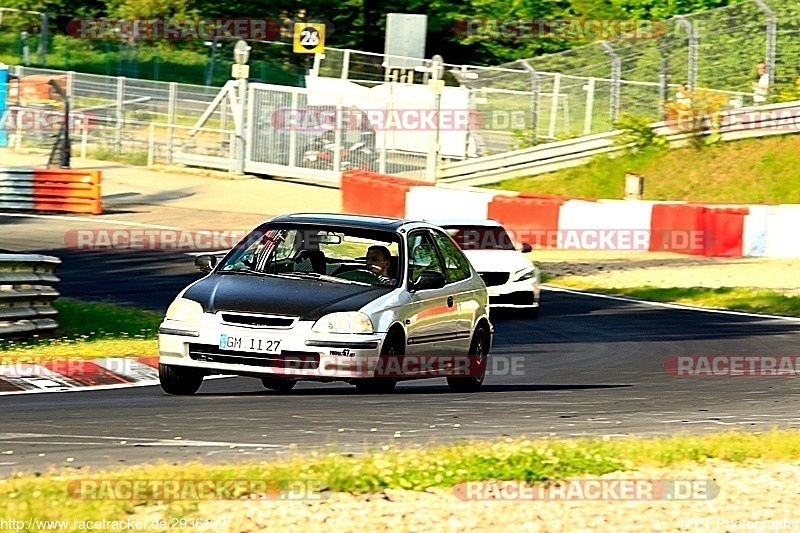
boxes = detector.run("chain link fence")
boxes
[3,0,799,166]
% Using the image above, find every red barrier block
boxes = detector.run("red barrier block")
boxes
[701,207,748,257]
[649,204,704,255]
[341,170,433,218]
[487,194,566,248]
[650,204,748,256]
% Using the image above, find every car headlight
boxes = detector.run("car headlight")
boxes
[512,266,537,282]
[312,312,374,334]
[165,298,204,322]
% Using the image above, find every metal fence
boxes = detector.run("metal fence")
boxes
[4,0,799,176]
[312,0,798,154]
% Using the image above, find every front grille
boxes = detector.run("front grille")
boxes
[219,312,297,328]
[479,272,510,287]
[490,292,535,305]
[188,344,320,370]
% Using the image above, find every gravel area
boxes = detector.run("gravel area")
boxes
[128,460,800,531]
[531,250,799,296]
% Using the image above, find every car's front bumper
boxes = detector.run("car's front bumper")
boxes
[158,317,386,380]
[485,275,540,309]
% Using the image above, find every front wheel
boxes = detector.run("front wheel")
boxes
[354,335,402,394]
[159,364,204,395]
[447,326,489,393]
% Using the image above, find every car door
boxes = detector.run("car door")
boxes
[404,230,456,372]
[430,228,481,355]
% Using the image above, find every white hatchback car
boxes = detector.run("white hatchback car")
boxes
[428,219,541,318]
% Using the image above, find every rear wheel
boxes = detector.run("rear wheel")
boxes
[354,334,401,394]
[447,326,489,393]
[159,364,204,395]
[261,377,297,392]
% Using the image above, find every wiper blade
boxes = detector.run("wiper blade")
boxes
[282,272,370,286]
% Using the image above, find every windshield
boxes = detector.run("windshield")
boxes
[444,226,516,251]
[218,224,402,287]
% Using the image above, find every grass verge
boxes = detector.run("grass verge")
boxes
[486,135,800,204]
[2,430,799,525]
[546,281,800,317]
[0,299,161,361]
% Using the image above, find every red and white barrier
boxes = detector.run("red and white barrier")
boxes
[340,170,800,258]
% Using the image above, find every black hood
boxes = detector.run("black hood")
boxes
[183,273,392,320]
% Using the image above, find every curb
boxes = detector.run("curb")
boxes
[0,356,159,394]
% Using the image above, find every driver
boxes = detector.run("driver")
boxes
[366,245,394,284]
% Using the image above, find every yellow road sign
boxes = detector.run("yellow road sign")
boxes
[293,23,325,54]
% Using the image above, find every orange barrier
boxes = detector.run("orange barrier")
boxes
[32,169,102,215]
[650,204,748,256]
[487,193,566,247]
[341,170,433,218]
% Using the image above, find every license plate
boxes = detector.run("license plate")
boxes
[219,333,281,354]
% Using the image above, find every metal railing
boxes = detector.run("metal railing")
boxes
[0,254,60,338]
[439,99,800,186]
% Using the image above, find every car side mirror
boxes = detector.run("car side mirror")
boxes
[412,270,446,291]
[520,242,533,253]
[195,254,218,273]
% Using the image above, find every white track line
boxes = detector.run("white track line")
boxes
[543,285,800,322]
[0,212,187,230]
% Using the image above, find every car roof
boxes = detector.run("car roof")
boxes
[425,218,503,228]
[269,213,418,231]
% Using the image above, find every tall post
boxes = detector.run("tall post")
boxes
[425,56,443,182]
[549,73,561,138]
[115,76,124,154]
[341,49,351,80]
[583,77,596,135]
[754,0,777,88]
[518,60,540,145]
[601,42,621,123]
[675,16,697,90]
[659,56,669,117]
[167,82,176,164]
[37,12,48,66]
[234,77,247,175]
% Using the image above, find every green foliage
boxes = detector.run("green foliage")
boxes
[511,128,539,149]
[613,114,668,150]
[1,299,161,359]
[777,77,800,103]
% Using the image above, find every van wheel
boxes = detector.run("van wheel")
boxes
[159,364,204,395]
[447,326,488,393]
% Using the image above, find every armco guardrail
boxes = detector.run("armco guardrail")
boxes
[437,131,625,186]
[0,254,61,338]
[0,168,102,214]
[441,100,800,186]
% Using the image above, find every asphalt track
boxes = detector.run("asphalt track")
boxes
[0,213,799,476]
